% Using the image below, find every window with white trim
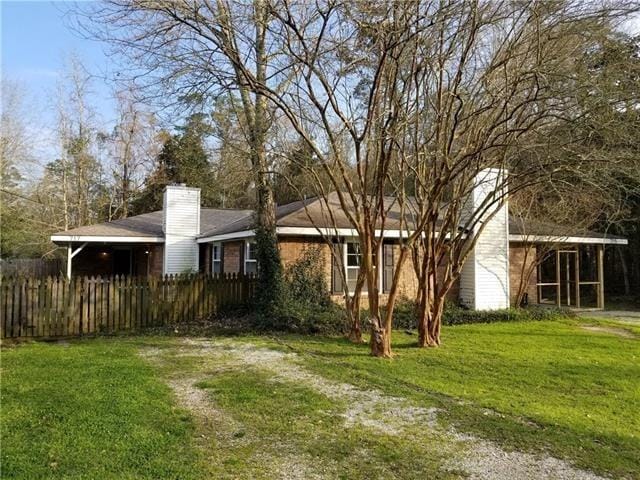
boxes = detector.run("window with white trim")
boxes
[212,243,221,274]
[344,241,378,293]
[245,241,257,275]
[345,242,362,291]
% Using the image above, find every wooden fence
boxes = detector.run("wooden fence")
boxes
[0,274,256,340]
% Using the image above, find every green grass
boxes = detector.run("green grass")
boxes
[0,340,203,480]
[253,319,640,478]
[2,318,638,479]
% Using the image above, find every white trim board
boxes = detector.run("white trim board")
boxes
[197,230,256,243]
[51,235,165,243]
[198,227,417,243]
[508,234,628,246]
[199,227,627,245]
[53,230,627,246]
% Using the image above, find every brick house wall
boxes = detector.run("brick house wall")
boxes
[222,240,244,274]
[72,246,114,277]
[148,245,163,276]
[278,236,459,305]
[509,243,538,306]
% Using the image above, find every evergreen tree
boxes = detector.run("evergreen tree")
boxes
[132,114,216,213]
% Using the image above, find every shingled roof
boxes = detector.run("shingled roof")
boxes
[52,208,253,242]
[52,195,625,244]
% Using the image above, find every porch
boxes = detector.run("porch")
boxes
[536,244,605,309]
[64,243,163,278]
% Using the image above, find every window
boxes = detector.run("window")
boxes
[245,241,257,275]
[332,240,386,295]
[345,241,379,293]
[212,243,221,274]
[346,242,362,291]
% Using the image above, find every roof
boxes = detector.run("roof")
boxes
[52,208,253,243]
[200,192,421,238]
[508,217,627,243]
[52,195,627,246]
[201,193,626,245]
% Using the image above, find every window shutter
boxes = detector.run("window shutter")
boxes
[331,242,344,294]
[383,243,394,293]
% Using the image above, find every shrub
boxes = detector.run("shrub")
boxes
[442,303,574,326]
[255,246,348,334]
[387,297,573,330]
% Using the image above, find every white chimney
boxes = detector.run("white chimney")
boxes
[162,185,200,275]
[458,169,510,310]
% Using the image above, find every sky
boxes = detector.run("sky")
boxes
[1,1,117,174]
[1,1,114,116]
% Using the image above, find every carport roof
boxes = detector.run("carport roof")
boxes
[51,208,253,243]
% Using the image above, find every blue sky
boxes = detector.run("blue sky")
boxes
[2,1,114,115]
[2,0,117,173]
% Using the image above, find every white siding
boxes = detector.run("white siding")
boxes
[163,186,200,236]
[163,236,199,274]
[459,169,510,310]
[162,185,200,274]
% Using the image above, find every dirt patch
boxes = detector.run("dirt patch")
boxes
[180,338,439,436]
[580,325,636,339]
[141,338,610,480]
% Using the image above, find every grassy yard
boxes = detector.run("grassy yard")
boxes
[1,318,638,479]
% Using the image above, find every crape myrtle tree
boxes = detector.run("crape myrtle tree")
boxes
[392,2,639,347]
[253,0,636,355]
[82,0,287,314]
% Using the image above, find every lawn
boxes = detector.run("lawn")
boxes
[1,318,638,479]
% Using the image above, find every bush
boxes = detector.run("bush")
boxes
[387,297,573,330]
[255,246,348,334]
[442,303,574,326]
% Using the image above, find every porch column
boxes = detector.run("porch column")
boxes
[66,242,88,280]
[597,244,605,309]
[67,243,72,280]
[574,247,580,308]
[555,249,561,307]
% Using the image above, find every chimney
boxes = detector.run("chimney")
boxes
[458,168,510,310]
[162,185,201,274]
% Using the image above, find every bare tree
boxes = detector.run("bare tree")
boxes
[80,0,290,311]
[106,86,159,219]
[253,1,636,354]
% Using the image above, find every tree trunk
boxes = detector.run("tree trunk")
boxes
[347,287,364,343]
[369,315,392,357]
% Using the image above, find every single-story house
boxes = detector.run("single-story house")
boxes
[52,176,627,310]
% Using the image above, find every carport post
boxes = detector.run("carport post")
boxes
[67,242,88,280]
[597,244,605,309]
[67,243,72,280]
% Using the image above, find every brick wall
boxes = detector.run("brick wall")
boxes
[509,243,537,306]
[278,237,459,306]
[223,241,243,274]
[148,245,163,276]
[72,246,114,277]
